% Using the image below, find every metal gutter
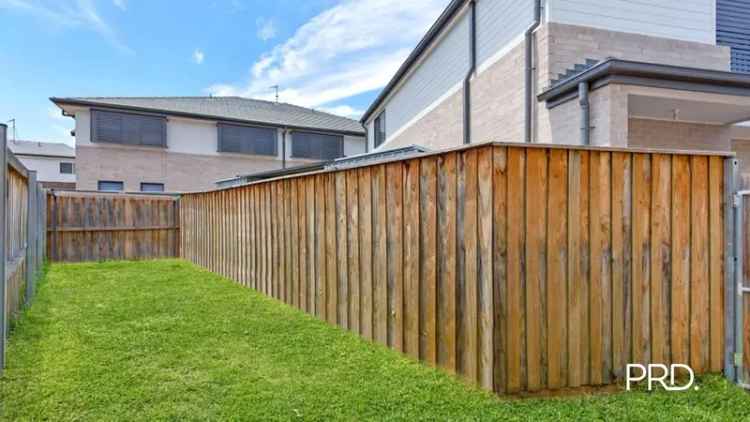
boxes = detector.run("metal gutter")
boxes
[360,0,467,124]
[463,0,477,145]
[538,58,750,105]
[51,97,366,138]
[524,0,542,143]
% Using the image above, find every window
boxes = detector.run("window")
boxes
[217,123,277,156]
[59,162,75,174]
[140,182,165,192]
[291,131,344,160]
[91,109,166,147]
[98,181,124,192]
[374,111,386,148]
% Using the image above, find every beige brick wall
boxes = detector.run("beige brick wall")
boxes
[544,22,731,86]
[628,119,731,151]
[75,144,310,192]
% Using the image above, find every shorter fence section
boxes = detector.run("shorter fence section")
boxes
[180,142,731,395]
[47,191,180,262]
[2,124,47,374]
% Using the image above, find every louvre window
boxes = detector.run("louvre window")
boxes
[59,162,75,174]
[91,109,166,147]
[98,181,124,192]
[140,182,165,192]
[217,123,277,156]
[717,0,750,73]
[374,111,386,148]
[291,131,344,160]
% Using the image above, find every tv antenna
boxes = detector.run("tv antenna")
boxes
[6,119,15,141]
[270,85,279,103]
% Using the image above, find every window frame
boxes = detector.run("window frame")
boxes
[90,108,167,148]
[373,110,386,148]
[290,130,345,160]
[97,180,124,192]
[217,122,278,156]
[140,182,165,193]
[59,162,75,174]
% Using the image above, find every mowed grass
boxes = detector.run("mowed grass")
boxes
[1,260,749,421]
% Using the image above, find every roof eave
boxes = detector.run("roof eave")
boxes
[50,97,366,137]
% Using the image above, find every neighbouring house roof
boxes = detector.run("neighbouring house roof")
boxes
[538,58,750,107]
[216,145,430,187]
[360,0,467,124]
[8,140,75,159]
[50,96,365,136]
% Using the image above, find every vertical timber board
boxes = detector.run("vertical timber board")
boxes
[335,172,349,329]
[492,146,508,394]
[632,153,651,366]
[326,174,338,325]
[506,147,526,392]
[477,147,494,390]
[650,154,671,367]
[546,148,568,390]
[372,165,388,345]
[347,170,361,333]
[457,149,478,381]
[670,156,690,371]
[690,156,710,373]
[386,162,404,352]
[315,175,327,320]
[708,156,724,372]
[306,177,316,314]
[437,153,457,373]
[359,167,374,341]
[419,157,438,365]
[297,179,307,311]
[590,151,612,385]
[525,148,547,391]
[403,160,420,359]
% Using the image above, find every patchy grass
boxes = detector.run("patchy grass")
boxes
[1,260,749,421]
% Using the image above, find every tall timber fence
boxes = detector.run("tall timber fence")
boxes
[180,142,732,394]
[1,124,47,374]
[47,191,180,262]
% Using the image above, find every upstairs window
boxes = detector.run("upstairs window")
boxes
[374,111,386,148]
[98,181,123,192]
[291,131,344,160]
[218,123,277,156]
[91,109,166,147]
[59,162,75,174]
[140,182,165,192]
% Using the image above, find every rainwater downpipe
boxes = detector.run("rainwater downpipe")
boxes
[524,0,542,143]
[579,81,590,145]
[462,0,477,145]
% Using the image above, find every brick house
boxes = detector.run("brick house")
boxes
[361,0,750,171]
[51,96,366,192]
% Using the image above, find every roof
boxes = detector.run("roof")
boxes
[51,96,365,136]
[360,0,467,124]
[538,58,750,107]
[8,140,75,158]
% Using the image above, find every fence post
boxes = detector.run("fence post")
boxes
[0,123,7,374]
[25,171,37,307]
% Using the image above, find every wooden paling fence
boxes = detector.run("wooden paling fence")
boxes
[47,191,180,262]
[179,142,731,394]
[2,130,47,373]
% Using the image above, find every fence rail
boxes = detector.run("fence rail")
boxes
[1,124,47,374]
[47,191,180,262]
[179,142,731,394]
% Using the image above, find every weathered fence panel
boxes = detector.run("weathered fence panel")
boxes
[2,123,47,374]
[47,191,180,262]
[179,142,730,395]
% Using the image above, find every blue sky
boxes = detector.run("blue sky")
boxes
[0,0,448,145]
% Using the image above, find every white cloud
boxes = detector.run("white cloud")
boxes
[256,17,277,41]
[318,105,364,119]
[193,49,205,64]
[0,0,133,54]
[207,0,447,111]
[113,0,125,11]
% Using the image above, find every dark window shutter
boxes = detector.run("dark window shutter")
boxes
[217,123,277,156]
[291,131,344,160]
[718,0,750,73]
[92,110,165,147]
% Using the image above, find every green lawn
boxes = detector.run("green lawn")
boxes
[1,260,749,421]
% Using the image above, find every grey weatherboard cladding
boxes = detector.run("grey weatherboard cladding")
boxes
[717,0,750,73]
